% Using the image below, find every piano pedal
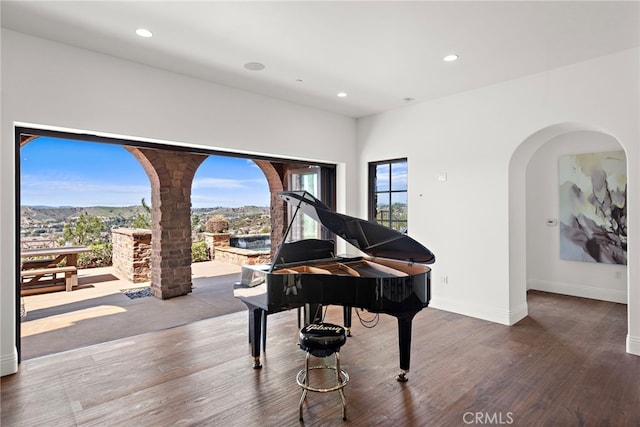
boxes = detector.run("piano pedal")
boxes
[253,357,262,369]
[396,370,408,382]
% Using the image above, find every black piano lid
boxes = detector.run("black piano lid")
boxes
[279,191,435,264]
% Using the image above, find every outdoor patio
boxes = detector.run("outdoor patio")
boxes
[19,260,245,360]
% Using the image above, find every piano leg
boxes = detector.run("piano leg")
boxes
[343,306,352,336]
[246,304,264,369]
[395,311,417,382]
[262,310,268,352]
[304,303,323,324]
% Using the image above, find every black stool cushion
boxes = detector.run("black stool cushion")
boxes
[299,323,347,357]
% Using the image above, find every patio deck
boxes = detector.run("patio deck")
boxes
[19,260,244,360]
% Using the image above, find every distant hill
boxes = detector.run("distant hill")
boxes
[192,206,269,217]
[192,206,271,234]
[21,205,269,222]
[21,206,147,225]
[20,205,271,240]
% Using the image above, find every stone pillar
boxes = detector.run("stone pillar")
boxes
[203,232,231,259]
[253,160,286,260]
[111,228,152,283]
[127,147,207,299]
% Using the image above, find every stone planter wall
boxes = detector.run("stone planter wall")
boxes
[112,228,152,283]
[203,232,230,259]
[213,246,271,266]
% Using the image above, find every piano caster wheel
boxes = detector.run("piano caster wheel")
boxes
[346,328,351,337]
[396,371,408,382]
[253,357,262,369]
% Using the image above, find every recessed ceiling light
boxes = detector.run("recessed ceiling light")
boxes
[337,92,347,98]
[244,62,266,71]
[136,28,153,38]
[443,54,459,62]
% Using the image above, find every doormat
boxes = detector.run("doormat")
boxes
[122,287,153,299]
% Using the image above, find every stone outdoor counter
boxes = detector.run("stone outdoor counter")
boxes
[112,228,152,283]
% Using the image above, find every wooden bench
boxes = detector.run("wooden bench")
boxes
[20,266,78,295]
[21,258,57,270]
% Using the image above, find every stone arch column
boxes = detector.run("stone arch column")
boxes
[253,160,286,260]
[19,134,38,147]
[126,147,207,299]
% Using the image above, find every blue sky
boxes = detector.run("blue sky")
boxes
[20,137,270,208]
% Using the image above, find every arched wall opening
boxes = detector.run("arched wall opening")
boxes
[15,127,337,362]
[509,122,630,347]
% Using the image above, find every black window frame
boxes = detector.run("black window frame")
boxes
[14,126,337,363]
[368,158,408,232]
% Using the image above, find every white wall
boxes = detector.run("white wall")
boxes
[357,48,640,357]
[0,30,358,376]
[526,131,627,303]
[3,30,639,377]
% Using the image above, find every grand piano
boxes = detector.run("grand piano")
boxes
[233,191,435,381]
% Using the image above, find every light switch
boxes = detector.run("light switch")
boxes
[438,172,447,182]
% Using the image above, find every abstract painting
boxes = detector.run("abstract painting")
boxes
[558,150,627,265]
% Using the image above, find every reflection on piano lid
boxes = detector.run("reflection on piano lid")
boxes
[277,191,435,265]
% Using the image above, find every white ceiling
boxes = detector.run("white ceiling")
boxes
[2,1,639,118]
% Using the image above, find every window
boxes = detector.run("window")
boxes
[369,158,407,231]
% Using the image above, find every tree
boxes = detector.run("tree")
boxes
[191,214,205,233]
[132,197,151,229]
[61,212,104,246]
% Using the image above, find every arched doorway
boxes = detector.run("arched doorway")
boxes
[509,122,630,345]
[16,128,337,361]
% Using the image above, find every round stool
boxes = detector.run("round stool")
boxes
[296,323,349,421]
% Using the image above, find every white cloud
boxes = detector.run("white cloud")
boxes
[21,175,150,206]
[22,175,149,195]
[21,174,268,207]
[192,177,264,190]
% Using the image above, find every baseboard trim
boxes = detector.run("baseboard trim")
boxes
[1,347,18,377]
[509,300,529,325]
[627,334,640,356]
[429,297,518,326]
[528,279,627,304]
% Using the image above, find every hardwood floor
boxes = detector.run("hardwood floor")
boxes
[2,291,639,426]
